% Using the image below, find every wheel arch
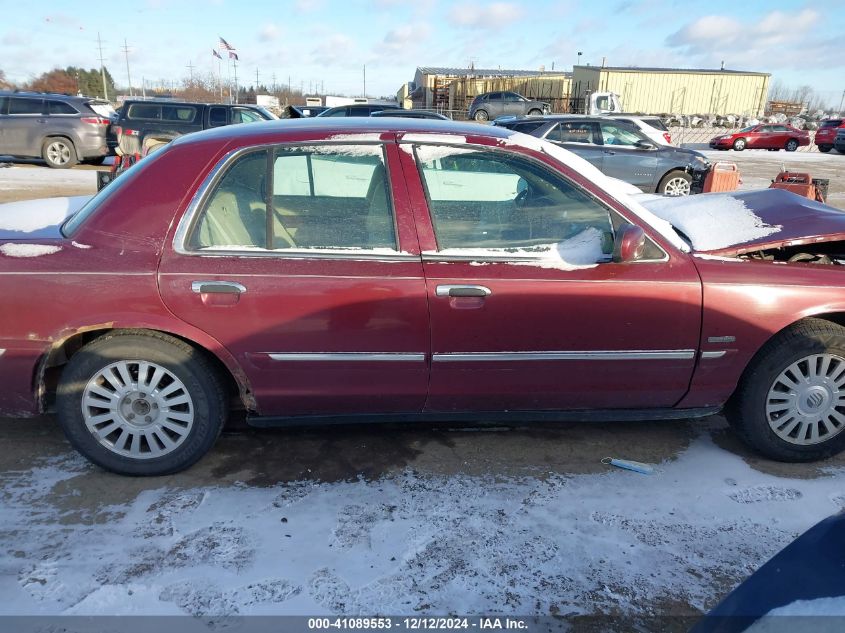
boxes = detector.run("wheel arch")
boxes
[41,134,78,157]
[655,166,691,193]
[37,325,255,414]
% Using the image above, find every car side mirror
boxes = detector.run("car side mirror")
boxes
[635,140,656,150]
[612,223,647,263]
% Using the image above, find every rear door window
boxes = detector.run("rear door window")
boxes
[9,97,43,115]
[190,144,397,252]
[47,100,79,115]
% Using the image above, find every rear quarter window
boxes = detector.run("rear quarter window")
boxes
[127,104,162,120]
[47,101,79,115]
[162,105,197,122]
[641,117,668,131]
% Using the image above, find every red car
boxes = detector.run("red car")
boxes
[814,118,845,153]
[2,119,845,475]
[709,124,810,151]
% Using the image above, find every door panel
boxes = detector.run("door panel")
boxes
[404,141,701,412]
[159,141,429,416]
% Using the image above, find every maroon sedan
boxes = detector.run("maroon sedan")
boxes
[814,118,845,153]
[2,119,845,475]
[709,124,810,152]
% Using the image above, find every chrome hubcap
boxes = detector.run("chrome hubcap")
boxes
[47,142,71,165]
[664,177,691,196]
[766,354,845,446]
[82,360,194,459]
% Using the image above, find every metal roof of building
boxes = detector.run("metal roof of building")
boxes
[417,67,571,78]
[573,65,770,76]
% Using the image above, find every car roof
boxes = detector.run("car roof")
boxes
[0,90,94,102]
[172,117,514,146]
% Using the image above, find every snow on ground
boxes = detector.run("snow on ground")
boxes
[0,166,95,190]
[1,430,842,618]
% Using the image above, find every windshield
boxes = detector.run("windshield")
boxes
[254,106,277,120]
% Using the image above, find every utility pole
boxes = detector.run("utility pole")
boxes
[271,72,277,93]
[363,64,366,98]
[186,61,195,84]
[122,39,133,97]
[233,59,239,103]
[839,89,845,116]
[96,32,109,100]
[255,67,260,92]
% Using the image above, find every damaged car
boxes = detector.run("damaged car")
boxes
[2,119,845,475]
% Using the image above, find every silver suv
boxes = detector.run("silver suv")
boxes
[468,91,550,122]
[0,91,116,168]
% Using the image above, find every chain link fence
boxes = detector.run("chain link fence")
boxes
[669,127,819,152]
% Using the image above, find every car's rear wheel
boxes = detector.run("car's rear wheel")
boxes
[785,139,799,152]
[657,170,692,196]
[726,319,845,462]
[527,109,543,116]
[473,109,489,122]
[818,145,832,153]
[56,331,228,476]
[732,138,746,151]
[42,137,78,169]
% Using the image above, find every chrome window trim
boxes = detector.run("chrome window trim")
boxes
[172,140,401,259]
[432,350,696,362]
[266,352,425,362]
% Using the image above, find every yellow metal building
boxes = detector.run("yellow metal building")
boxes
[572,65,770,117]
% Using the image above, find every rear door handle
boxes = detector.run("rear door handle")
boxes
[435,284,492,298]
[191,280,247,294]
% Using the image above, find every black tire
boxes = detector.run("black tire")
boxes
[657,170,692,196]
[785,139,799,152]
[41,137,78,169]
[56,331,228,476]
[527,109,543,116]
[732,138,746,151]
[818,145,832,153]
[473,109,489,122]
[726,318,845,462]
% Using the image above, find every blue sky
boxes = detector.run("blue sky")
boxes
[1,0,843,106]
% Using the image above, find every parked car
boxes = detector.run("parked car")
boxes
[814,119,845,153]
[468,91,550,122]
[4,119,845,475]
[114,100,275,157]
[370,109,450,120]
[692,512,845,633]
[709,124,810,152]
[835,128,845,154]
[605,115,672,146]
[317,104,401,117]
[282,104,329,118]
[494,115,708,195]
[0,90,115,168]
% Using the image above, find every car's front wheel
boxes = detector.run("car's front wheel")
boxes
[473,109,489,122]
[527,109,543,116]
[726,319,845,462]
[818,145,832,153]
[732,138,747,151]
[41,137,78,169]
[785,139,799,152]
[657,170,692,196]
[56,331,228,476]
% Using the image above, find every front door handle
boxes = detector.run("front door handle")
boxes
[191,280,247,294]
[435,284,492,298]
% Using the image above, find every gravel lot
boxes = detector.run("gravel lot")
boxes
[1,154,844,625]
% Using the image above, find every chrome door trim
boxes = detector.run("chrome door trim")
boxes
[191,280,247,294]
[267,352,426,362]
[0,349,5,358]
[435,284,492,297]
[432,350,696,362]
[701,350,727,359]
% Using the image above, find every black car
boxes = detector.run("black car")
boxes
[835,129,845,154]
[114,100,274,157]
[494,115,710,196]
[0,90,116,168]
[369,109,450,120]
[316,104,402,117]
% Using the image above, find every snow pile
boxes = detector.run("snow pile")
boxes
[0,196,89,234]
[640,193,782,251]
[414,145,478,163]
[0,166,95,190]
[0,243,62,257]
[428,228,606,271]
[1,432,843,617]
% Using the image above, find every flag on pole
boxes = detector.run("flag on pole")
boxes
[228,51,239,61]
[212,49,222,59]
[218,36,235,52]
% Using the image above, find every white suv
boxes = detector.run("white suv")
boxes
[605,116,672,146]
